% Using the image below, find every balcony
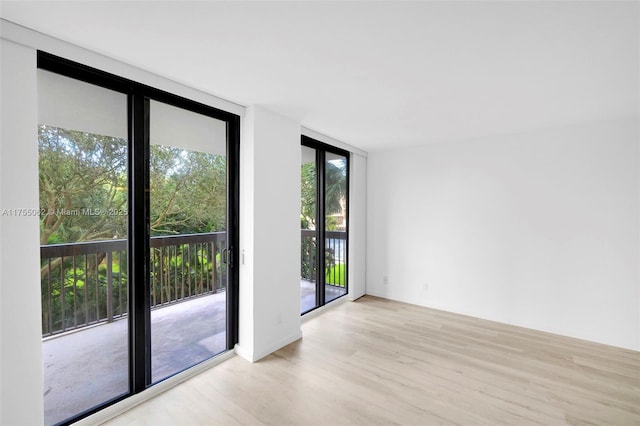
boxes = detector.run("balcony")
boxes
[300,230,347,313]
[42,293,226,425]
[41,232,228,425]
[41,230,347,424]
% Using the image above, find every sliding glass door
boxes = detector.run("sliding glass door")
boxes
[300,137,349,314]
[37,52,239,425]
[148,100,229,383]
[38,68,130,425]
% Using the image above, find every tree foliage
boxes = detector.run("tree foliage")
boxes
[39,125,128,245]
[150,146,226,236]
[300,157,347,230]
[300,162,316,229]
[324,159,347,216]
[38,125,227,244]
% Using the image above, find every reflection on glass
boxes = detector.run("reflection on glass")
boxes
[149,100,227,383]
[324,153,347,304]
[301,146,318,313]
[38,70,129,425]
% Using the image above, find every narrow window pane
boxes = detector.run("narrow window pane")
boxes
[301,146,318,313]
[149,100,227,383]
[38,70,129,425]
[324,152,347,304]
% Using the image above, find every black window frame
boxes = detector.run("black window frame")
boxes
[37,51,240,425]
[301,135,350,313]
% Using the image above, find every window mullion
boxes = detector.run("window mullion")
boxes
[128,93,151,393]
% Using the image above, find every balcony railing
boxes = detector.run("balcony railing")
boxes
[42,229,345,338]
[40,232,226,337]
[301,229,346,287]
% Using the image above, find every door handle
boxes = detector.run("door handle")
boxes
[223,247,233,267]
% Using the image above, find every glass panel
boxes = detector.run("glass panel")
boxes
[149,100,227,383]
[324,152,348,304]
[38,70,129,425]
[301,146,318,313]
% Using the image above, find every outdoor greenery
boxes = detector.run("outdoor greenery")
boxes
[39,125,227,245]
[39,125,128,246]
[39,125,228,335]
[326,263,346,286]
[150,145,226,236]
[300,159,346,230]
[300,162,316,230]
[300,156,347,286]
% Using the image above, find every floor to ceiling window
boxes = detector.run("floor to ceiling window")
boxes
[37,52,239,425]
[300,136,349,314]
[38,65,130,426]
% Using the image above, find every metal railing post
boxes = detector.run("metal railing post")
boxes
[106,251,113,322]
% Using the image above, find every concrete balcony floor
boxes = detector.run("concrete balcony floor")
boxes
[300,280,347,313]
[43,281,346,425]
[43,292,226,425]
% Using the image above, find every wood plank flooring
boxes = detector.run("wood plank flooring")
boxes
[104,296,640,425]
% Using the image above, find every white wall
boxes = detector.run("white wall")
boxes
[0,39,44,426]
[367,118,639,351]
[349,153,367,300]
[237,106,302,361]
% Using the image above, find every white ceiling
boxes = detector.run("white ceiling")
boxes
[1,1,638,152]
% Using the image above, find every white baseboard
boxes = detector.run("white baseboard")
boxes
[253,330,303,362]
[235,329,303,363]
[364,291,640,352]
[234,342,253,361]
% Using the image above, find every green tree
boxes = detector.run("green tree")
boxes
[150,146,226,236]
[39,125,128,245]
[300,162,316,229]
[39,125,228,244]
[300,158,346,230]
[324,159,347,217]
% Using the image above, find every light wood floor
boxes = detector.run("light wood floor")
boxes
[104,296,640,425]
